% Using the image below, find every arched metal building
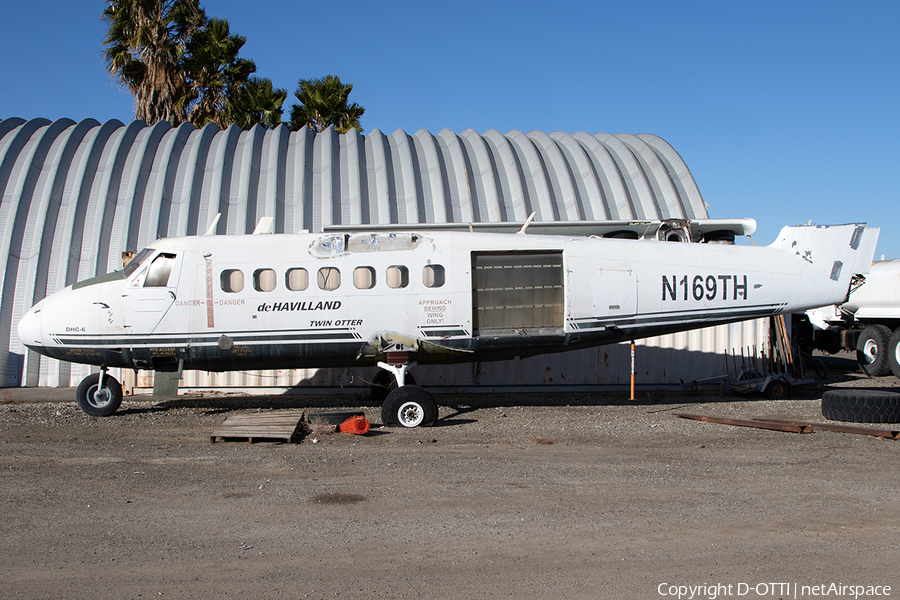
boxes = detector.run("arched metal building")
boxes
[1,117,763,390]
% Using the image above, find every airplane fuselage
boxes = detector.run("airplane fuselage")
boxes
[18,224,876,375]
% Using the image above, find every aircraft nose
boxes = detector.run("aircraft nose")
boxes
[17,301,43,349]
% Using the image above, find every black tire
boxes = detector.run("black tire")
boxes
[856,324,892,377]
[308,410,365,426]
[76,373,123,417]
[370,370,416,404]
[381,385,437,428]
[888,328,900,379]
[765,380,789,399]
[821,389,900,423]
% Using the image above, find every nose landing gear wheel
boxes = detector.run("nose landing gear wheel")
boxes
[381,385,437,428]
[76,373,123,417]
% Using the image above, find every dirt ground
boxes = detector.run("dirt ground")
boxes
[2,355,899,600]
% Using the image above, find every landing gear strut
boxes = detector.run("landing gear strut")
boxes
[370,368,416,404]
[75,369,123,417]
[375,359,437,428]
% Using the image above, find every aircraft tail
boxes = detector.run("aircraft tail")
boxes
[769,223,880,299]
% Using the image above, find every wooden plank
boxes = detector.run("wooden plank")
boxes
[210,411,306,444]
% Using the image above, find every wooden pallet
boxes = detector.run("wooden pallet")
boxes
[210,411,306,444]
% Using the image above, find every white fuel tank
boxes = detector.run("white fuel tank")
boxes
[843,259,900,319]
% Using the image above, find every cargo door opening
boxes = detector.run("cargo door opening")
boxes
[472,251,564,335]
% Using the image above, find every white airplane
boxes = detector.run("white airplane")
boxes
[17,217,878,426]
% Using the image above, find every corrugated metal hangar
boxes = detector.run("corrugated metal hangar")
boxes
[1,117,766,391]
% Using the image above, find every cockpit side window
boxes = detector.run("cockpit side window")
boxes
[144,253,177,287]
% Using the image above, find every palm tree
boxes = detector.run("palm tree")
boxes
[227,77,288,130]
[179,17,256,129]
[289,75,365,133]
[102,0,206,125]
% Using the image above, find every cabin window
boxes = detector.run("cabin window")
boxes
[387,265,409,289]
[423,264,445,288]
[353,266,376,289]
[144,253,177,287]
[221,269,244,293]
[254,268,277,292]
[317,267,341,291]
[286,268,309,291]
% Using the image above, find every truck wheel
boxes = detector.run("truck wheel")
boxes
[381,385,437,428]
[888,328,900,379]
[856,324,892,377]
[821,389,900,423]
[76,373,123,417]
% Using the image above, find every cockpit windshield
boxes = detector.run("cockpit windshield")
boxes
[123,248,155,277]
[72,247,158,290]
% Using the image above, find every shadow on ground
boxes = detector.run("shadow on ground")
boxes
[116,350,899,418]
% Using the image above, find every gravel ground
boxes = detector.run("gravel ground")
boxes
[2,354,899,600]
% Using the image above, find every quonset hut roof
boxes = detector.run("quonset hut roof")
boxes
[0,117,710,386]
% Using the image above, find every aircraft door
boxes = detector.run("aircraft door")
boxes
[593,268,637,318]
[472,251,565,334]
[123,252,181,334]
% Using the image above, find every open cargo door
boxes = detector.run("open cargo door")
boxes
[472,251,564,335]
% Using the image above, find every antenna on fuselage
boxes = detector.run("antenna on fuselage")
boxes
[517,212,536,234]
[203,213,221,236]
[253,216,274,234]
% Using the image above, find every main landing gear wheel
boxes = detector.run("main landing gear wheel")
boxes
[381,385,437,428]
[76,373,123,417]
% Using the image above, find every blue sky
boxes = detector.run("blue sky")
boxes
[2,0,898,259]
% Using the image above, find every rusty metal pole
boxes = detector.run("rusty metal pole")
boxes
[630,341,635,400]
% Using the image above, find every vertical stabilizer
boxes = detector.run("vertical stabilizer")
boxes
[769,223,880,289]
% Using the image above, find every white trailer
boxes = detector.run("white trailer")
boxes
[807,259,900,378]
